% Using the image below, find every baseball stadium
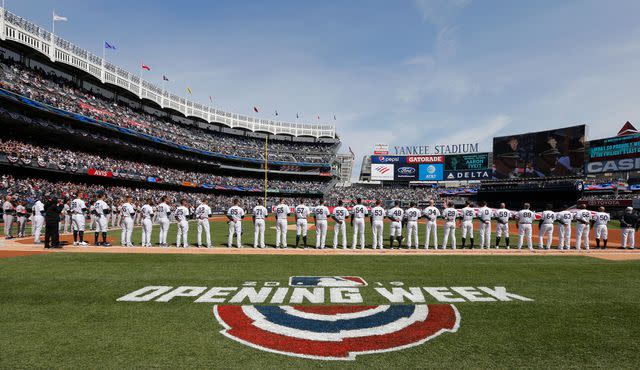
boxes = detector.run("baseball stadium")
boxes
[1,2,639,369]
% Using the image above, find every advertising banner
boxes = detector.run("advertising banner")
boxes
[373,143,389,155]
[444,153,489,171]
[587,133,640,173]
[418,163,444,181]
[371,163,395,181]
[444,170,491,180]
[87,168,113,178]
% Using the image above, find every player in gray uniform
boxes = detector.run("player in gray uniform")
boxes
[3,195,15,239]
[15,200,28,238]
[93,192,111,246]
[32,199,45,244]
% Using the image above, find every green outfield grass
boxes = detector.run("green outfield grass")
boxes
[0,253,638,368]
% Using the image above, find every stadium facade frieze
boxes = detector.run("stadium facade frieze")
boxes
[392,143,479,155]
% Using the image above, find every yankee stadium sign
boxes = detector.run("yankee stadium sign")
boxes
[393,143,479,155]
[118,277,533,361]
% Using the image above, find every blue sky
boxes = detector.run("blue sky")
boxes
[8,0,640,177]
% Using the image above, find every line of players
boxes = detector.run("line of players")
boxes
[4,193,639,250]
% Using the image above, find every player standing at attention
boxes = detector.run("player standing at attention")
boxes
[516,203,535,251]
[140,198,155,247]
[423,199,440,249]
[441,201,458,249]
[477,201,493,249]
[71,193,88,246]
[495,203,511,249]
[2,196,15,239]
[227,198,245,248]
[405,202,421,249]
[60,199,71,233]
[332,200,348,249]
[351,198,368,249]
[593,206,610,249]
[574,204,593,251]
[370,200,386,250]
[538,204,555,250]
[15,200,27,238]
[32,198,45,244]
[174,199,190,248]
[620,207,638,249]
[274,199,290,249]
[252,202,268,248]
[295,200,310,249]
[195,198,212,248]
[120,196,135,247]
[313,199,330,249]
[460,201,476,249]
[156,196,171,247]
[93,192,111,246]
[388,201,404,249]
[555,206,573,250]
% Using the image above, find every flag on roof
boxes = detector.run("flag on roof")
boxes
[209,96,213,103]
[141,63,151,71]
[253,106,259,113]
[53,12,68,22]
[162,75,169,81]
[275,110,278,116]
[296,113,299,119]
[617,121,638,136]
[104,42,116,50]
[186,87,192,95]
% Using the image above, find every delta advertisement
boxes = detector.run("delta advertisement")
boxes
[586,133,640,173]
[371,154,490,181]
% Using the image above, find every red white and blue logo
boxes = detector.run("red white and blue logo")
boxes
[213,304,460,361]
[289,276,367,287]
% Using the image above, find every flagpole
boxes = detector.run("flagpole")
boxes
[264,135,268,207]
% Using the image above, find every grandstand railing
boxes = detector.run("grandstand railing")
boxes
[0,8,336,139]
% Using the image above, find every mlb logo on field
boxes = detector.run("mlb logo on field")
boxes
[289,276,367,287]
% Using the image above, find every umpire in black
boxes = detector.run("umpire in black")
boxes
[44,195,64,249]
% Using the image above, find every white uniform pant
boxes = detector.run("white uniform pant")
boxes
[496,223,509,238]
[275,218,288,247]
[390,221,402,238]
[33,215,44,242]
[517,224,533,250]
[479,221,491,248]
[176,220,189,247]
[17,216,27,237]
[121,217,134,246]
[442,221,456,249]
[197,219,211,247]
[558,223,571,249]
[142,218,153,246]
[461,221,474,239]
[594,225,608,240]
[425,221,438,249]
[254,219,265,248]
[96,216,109,233]
[3,214,13,236]
[352,218,366,249]
[315,220,328,248]
[72,214,85,232]
[406,221,419,248]
[333,222,347,248]
[575,223,590,250]
[158,218,170,245]
[296,219,308,236]
[228,221,242,248]
[372,220,384,249]
[622,228,635,248]
[538,224,554,249]
[62,215,70,233]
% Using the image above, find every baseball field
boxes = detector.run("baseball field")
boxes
[1,218,639,368]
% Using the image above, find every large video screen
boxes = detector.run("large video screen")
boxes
[492,125,586,179]
[586,133,640,173]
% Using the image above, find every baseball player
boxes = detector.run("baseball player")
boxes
[93,192,111,246]
[15,200,27,238]
[110,203,118,228]
[88,202,97,231]
[370,200,386,249]
[2,195,15,239]
[351,198,368,249]
[226,198,245,248]
[538,204,555,250]
[174,199,190,248]
[295,200,310,248]
[494,203,511,249]
[60,200,71,234]
[252,202,268,248]
[332,200,348,249]
[516,203,535,251]
[140,198,155,247]
[574,204,593,250]
[405,202,421,249]
[313,199,330,249]
[593,206,610,249]
[620,207,638,249]
[460,201,476,249]
[32,199,45,244]
[70,193,88,246]
[388,201,404,249]
[195,198,211,248]
[441,201,458,249]
[477,201,493,249]
[120,196,135,247]
[555,206,573,251]
[423,199,440,249]
[156,196,171,247]
[274,199,290,248]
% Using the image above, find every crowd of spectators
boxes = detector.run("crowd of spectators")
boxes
[325,184,440,205]
[0,139,328,193]
[0,57,338,164]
